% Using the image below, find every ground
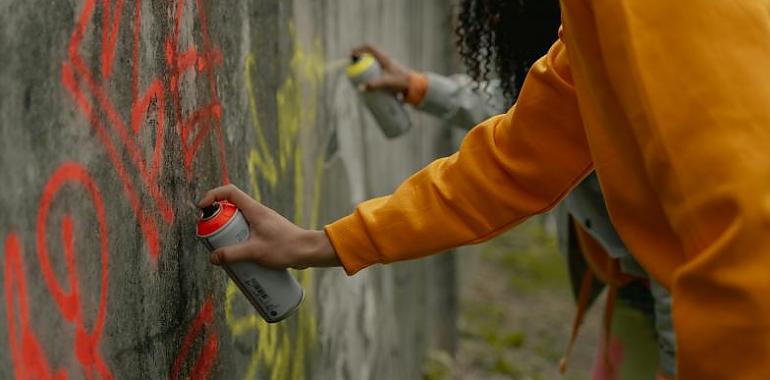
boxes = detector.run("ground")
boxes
[423,215,604,380]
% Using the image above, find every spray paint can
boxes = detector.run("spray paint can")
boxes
[347,53,412,138]
[196,201,303,323]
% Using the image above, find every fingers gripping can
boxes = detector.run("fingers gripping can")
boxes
[347,54,412,138]
[196,201,303,323]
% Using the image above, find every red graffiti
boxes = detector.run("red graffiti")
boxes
[4,0,228,378]
[170,298,219,380]
[5,163,113,380]
[4,234,66,380]
[36,163,114,379]
[5,163,221,379]
[61,0,229,260]
[166,0,227,182]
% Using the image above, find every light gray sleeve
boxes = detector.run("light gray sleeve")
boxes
[650,279,677,378]
[415,72,508,130]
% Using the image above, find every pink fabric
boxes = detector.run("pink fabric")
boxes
[592,335,625,380]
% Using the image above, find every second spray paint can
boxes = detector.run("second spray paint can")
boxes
[196,201,303,323]
[347,53,412,138]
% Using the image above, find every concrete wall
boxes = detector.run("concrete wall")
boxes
[0,0,458,379]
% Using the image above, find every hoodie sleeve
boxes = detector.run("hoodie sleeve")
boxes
[325,40,592,274]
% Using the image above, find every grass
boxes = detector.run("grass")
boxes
[482,218,567,293]
[448,215,599,380]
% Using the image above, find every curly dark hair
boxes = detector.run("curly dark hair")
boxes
[456,0,562,103]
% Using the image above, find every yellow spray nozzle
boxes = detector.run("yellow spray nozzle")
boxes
[346,54,376,78]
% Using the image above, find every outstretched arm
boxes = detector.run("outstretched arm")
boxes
[352,44,508,129]
[199,40,592,275]
[327,40,593,274]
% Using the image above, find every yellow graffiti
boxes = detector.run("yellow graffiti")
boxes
[246,22,324,207]
[228,22,326,380]
[245,53,277,200]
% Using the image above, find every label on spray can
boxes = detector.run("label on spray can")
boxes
[347,54,412,138]
[196,201,304,323]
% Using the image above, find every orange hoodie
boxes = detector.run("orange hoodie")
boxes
[326,1,770,378]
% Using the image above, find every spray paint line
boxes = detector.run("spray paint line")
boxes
[244,53,278,202]
[37,163,114,380]
[129,79,166,182]
[63,0,169,259]
[165,0,227,183]
[66,8,175,224]
[36,163,110,336]
[3,163,115,380]
[169,298,219,380]
[62,0,230,260]
[61,59,163,260]
[226,25,326,380]
[99,0,126,80]
[4,233,68,380]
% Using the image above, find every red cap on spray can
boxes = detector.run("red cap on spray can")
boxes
[196,201,238,237]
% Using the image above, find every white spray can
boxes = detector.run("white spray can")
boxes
[196,201,303,323]
[347,53,412,138]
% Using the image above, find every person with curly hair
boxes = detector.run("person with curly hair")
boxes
[201,0,770,378]
[346,2,665,376]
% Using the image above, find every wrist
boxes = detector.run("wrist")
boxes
[301,229,340,267]
[403,71,428,105]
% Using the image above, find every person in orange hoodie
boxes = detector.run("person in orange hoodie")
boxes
[200,1,770,378]
[351,34,666,378]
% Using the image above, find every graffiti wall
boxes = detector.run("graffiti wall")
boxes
[0,0,457,379]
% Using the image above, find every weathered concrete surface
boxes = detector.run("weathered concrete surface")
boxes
[0,0,457,379]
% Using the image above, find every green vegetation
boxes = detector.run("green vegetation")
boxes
[422,350,454,380]
[451,215,597,379]
[482,218,567,293]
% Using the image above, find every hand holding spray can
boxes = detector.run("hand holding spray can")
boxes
[196,201,303,323]
[347,53,412,138]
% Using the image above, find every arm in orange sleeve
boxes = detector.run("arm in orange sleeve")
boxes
[325,40,593,274]
[562,1,770,378]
